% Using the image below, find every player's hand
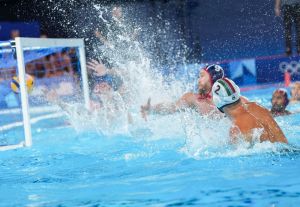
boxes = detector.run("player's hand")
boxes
[87,59,107,76]
[141,98,151,121]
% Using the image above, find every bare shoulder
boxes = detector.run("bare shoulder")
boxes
[176,92,198,107]
[181,92,195,98]
[245,102,269,113]
[181,92,197,101]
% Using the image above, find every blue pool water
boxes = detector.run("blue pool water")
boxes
[0,86,300,207]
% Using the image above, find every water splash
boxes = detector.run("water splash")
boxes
[24,1,298,159]
[28,1,191,137]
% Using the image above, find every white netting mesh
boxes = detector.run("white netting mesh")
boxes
[0,39,87,148]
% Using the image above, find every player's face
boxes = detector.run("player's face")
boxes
[198,70,212,94]
[271,92,286,111]
[291,83,300,100]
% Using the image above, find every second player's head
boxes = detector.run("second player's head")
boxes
[212,78,240,113]
[198,64,224,95]
[291,81,300,101]
[271,88,289,112]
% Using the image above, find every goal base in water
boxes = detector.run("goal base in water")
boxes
[0,142,24,151]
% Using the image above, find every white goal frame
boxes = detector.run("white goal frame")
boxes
[3,37,90,149]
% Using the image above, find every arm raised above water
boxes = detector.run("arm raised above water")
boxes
[140,93,195,120]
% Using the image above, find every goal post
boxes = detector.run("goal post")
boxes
[0,37,90,149]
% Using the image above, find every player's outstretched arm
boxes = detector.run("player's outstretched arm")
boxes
[140,94,192,121]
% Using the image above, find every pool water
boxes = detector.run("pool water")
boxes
[0,86,299,207]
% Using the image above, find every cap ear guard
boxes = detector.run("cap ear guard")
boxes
[213,93,225,113]
[286,98,290,106]
[217,98,240,113]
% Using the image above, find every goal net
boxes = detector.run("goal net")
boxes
[0,37,90,150]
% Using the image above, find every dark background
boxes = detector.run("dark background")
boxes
[0,0,286,62]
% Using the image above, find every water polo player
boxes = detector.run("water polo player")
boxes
[270,88,291,117]
[212,78,288,144]
[140,64,248,120]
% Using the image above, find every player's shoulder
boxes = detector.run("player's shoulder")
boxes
[179,92,198,104]
[240,96,249,103]
[181,92,197,99]
[246,102,269,113]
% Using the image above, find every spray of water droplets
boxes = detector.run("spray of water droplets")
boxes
[20,0,295,157]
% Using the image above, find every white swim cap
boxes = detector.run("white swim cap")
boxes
[212,78,240,112]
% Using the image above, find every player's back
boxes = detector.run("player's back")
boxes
[233,106,264,143]
[243,102,288,143]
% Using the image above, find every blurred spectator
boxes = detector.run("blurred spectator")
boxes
[42,55,52,77]
[40,34,48,38]
[290,81,300,103]
[68,48,80,75]
[10,29,20,39]
[61,49,74,76]
[25,62,35,76]
[275,0,300,55]
[49,52,65,76]
[34,59,46,78]
[1,47,78,83]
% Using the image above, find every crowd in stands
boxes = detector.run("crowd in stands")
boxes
[0,48,79,80]
[25,48,79,78]
[0,31,79,80]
